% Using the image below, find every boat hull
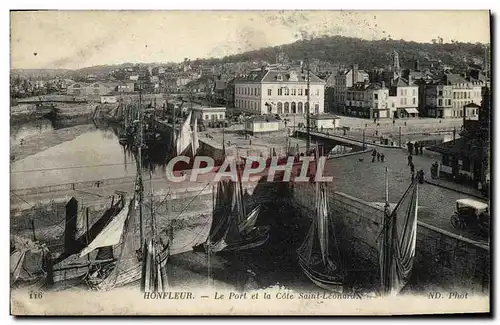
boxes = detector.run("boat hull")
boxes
[86,247,169,291]
[193,226,270,254]
[298,258,344,293]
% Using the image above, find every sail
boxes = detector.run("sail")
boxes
[238,205,261,235]
[297,182,342,274]
[207,180,234,245]
[191,117,200,156]
[379,181,419,296]
[79,200,131,257]
[93,198,142,291]
[176,111,192,156]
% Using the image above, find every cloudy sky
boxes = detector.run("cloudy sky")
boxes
[10,10,490,70]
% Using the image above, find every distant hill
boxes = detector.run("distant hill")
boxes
[201,36,488,71]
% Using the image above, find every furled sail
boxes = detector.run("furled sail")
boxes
[191,117,200,156]
[378,181,419,296]
[238,205,261,235]
[141,239,168,293]
[176,111,192,156]
[79,199,131,258]
[297,180,344,291]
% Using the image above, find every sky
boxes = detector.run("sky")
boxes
[10,10,491,70]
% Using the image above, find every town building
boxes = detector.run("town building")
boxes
[424,82,453,118]
[244,115,280,135]
[66,82,116,96]
[427,87,490,191]
[234,67,325,115]
[329,64,369,114]
[345,82,390,119]
[388,77,419,118]
[443,73,483,118]
[100,94,118,104]
[310,114,341,130]
[224,78,235,108]
[193,106,226,122]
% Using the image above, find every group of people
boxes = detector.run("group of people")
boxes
[407,141,424,156]
[371,149,385,163]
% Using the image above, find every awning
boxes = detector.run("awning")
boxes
[405,108,419,114]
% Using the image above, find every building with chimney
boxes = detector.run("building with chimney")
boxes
[388,77,419,118]
[234,67,325,115]
[443,73,483,118]
[424,82,453,118]
[345,82,390,119]
[329,64,369,114]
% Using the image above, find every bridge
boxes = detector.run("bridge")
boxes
[294,129,394,151]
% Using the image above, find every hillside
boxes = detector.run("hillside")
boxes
[202,36,488,71]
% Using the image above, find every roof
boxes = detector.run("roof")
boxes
[193,106,226,112]
[456,198,488,210]
[444,73,467,85]
[393,77,416,87]
[235,69,325,84]
[464,102,481,108]
[311,113,340,120]
[426,137,483,158]
[214,80,227,90]
[246,115,279,123]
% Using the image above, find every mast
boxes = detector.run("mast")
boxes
[137,90,144,246]
[382,166,392,294]
[305,56,311,153]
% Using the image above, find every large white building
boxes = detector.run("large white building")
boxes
[234,68,325,115]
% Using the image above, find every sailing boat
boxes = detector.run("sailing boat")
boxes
[141,173,170,293]
[83,103,170,292]
[192,173,269,254]
[50,196,127,285]
[378,173,419,296]
[297,150,345,292]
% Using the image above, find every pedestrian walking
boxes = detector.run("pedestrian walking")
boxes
[372,149,377,163]
[410,162,415,180]
[374,118,376,124]
[420,145,424,155]
[407,141,414,155]
[377,152,381,162]
[414,142,420,156]
[380,153,385,162]
[393,119,395,125]
[408,154,413,166]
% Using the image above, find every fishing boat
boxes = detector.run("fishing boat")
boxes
[84,104,171,291]
[192,172,270,254]
[50,196,127,285]
[378,168,419,296]
[297,148,345,292]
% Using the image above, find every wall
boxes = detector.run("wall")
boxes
[292,182,490,293]
[261,82,324,115]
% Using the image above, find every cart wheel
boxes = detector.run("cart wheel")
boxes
[450,214,461,229]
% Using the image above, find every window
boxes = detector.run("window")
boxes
[285,88,289,96]
[438,99,442,106]
[305,89,309,96]
[400,89,404,96]
[267,89,272,96]
[453,92,456,99]
[413,89,416,96]
[413,98,416,105]
[400,98,404,105]
[205,115,209,120]
[298,89,303,96]
[278,88,283,96]
[316,89,320,96]
[374,93,378,100]
[438,90,443,96]
[291,88,296,96]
